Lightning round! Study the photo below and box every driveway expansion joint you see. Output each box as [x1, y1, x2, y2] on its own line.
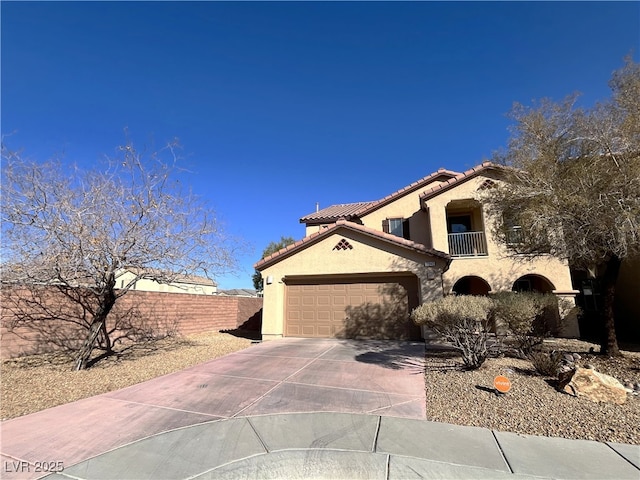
[492, 429, 515, 474]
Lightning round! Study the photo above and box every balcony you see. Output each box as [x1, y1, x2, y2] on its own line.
[448, 231, 488, 257]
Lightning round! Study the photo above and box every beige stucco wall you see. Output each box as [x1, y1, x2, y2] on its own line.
[304, 176, 451, 245]
[358, 177, 452, 249]
[360, 194, 431, 247]
[292, 169, 580, 338]
[424, 174, 579, 336]
[305, 224, 330, 236]
[423, 174, 575, 291]
[259, 228, 448, 340]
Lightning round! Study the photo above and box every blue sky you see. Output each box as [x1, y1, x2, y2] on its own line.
[2, 1, 638, 289]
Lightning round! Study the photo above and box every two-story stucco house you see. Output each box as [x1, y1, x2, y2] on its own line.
[255, 162, 579, 341]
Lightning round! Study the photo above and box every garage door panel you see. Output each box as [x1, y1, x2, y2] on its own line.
[333, 311, 346, 321]
[285, 279, 419, 340]
[302, 325, 316, 335]
[317, 296, 330, 306]
[288, 296, 300, 307]
[302, 310, 316, 321]
[287, 324, 301, 336]
[317, 325, 332, 336]
[333, 295, 347, 306]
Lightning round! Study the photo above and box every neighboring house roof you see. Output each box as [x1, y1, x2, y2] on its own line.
[255, 219, 450, 271]
[218, 288, 258, 297]
[419, 161, 504, 202]
[118, 267, 217, 286]
[299, 168, 460, 224]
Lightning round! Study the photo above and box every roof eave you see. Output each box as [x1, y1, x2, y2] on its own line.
[255, 220, 450, 271]
[419, 162, 504, 203]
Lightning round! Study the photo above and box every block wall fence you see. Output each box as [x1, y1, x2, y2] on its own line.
[0, 287, 262, 359]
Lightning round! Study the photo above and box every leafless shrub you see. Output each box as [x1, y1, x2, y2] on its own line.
[412, 295, 493, 370]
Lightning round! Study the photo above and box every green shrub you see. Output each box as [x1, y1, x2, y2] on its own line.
[489, 291, 560, 357]
[412, 295, 493, 370]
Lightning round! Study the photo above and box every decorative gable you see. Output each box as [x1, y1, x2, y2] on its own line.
[333, 238, 353, 251]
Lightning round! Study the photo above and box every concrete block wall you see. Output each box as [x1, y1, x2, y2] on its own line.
[0, 287, 262, 359]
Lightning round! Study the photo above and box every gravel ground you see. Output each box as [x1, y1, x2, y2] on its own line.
[0, 331, 253, 420]
[425, 338, 640, 444]
[2, 334, 639, 445]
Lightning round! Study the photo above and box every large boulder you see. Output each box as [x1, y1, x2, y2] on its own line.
[558, 367, 630, 405]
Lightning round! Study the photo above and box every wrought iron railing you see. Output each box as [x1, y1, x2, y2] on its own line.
[448, 231, 488, 257]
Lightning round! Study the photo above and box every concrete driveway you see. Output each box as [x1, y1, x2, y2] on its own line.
[0, 338, 427, 479]
[3, 338, 639, 480]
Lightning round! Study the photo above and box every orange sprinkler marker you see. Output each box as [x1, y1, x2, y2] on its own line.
[494, 375, 511, 394]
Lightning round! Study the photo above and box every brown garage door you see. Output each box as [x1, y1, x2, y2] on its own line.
[285, 278, 420, 340]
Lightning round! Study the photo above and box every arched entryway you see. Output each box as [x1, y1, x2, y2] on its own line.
[452, 276, 491, 295]
[512, 274, 555, 293]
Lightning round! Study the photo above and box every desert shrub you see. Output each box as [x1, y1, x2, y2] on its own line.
[489, 291, 560, 357]
[529, 350, 563, 377]
[412, 295, 493, 370]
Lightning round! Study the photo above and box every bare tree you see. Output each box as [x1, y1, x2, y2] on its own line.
[483, 58, 640, 356]
[1, 140, 240, 369]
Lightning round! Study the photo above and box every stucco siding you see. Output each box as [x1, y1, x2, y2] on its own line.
[259, 229, 447, 339]
[443, 255, 574, 294]
[116, 271, 217, 295]
[424, 173, 575, 294]
[360, 190, 430, 246]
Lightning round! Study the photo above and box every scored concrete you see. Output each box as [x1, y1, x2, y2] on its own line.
[1, 338, 638, 480]
[40, 413, 640, 480]
[0, 339, 426, 479]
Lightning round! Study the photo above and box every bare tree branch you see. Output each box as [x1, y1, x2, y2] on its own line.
[482, 58, 640, 356]
[1, 139, 243, 369]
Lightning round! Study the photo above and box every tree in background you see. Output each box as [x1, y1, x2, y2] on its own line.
[483, 58, 640, 356]
[1, 140, 240, 369]
[252, 236, 296, 290]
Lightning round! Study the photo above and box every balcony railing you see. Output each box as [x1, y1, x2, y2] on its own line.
[448, 231, 488, 257]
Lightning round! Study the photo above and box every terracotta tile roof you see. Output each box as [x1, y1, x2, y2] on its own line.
[299, 168, 460, 224]
[352, 168, 460, 218]
[419, 161, 503, 202]
[300, 202, 373, 223]
[254, 219, 450, 270]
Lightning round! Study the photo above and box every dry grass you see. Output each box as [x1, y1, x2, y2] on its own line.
[1, 331, 253, 420]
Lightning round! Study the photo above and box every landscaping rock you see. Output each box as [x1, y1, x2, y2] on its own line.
[558, 367, 629, 405]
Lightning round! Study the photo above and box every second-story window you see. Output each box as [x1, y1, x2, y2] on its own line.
[502, 212, 524, 245]
[383, 218, 411, 240]
[389, 218, 403, 236]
